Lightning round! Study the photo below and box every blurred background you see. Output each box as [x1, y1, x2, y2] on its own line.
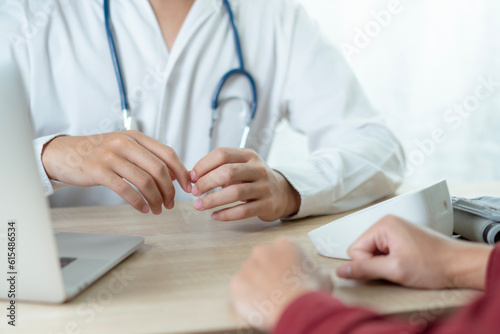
[267, 0, 500, 188]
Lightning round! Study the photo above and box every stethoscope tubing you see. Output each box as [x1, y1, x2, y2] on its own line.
[104, 0, 258, 146]
[104, 0, 130, 129]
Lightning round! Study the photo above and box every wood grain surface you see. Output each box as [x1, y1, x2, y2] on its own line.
[2, 182, 498, 334]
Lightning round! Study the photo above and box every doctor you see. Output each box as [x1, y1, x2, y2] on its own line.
[3, 0, 405, 221]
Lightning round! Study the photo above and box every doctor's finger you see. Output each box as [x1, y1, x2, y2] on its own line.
[111, 161, 164, 215]
[100, 172, 149, 214]
[193, 163, 258, 196]
[126, 131, 191, 193]
[211, 201, 262, 221]
[190, 147, 254, 182]
[121, 140, 176, 208]
[194, 184, 256, 211]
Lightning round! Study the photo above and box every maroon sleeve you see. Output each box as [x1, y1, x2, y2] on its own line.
[274, 245, 500, 334]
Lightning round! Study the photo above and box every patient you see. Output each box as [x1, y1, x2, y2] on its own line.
[231, 215, 497, 333]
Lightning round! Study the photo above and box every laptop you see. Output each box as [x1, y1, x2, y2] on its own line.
[0, 50, 144, 303]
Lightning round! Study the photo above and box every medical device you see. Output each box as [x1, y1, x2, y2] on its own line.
[453, 196, 500, 245]
[103, 0, 257, 149]
[308, 180, 454, 260]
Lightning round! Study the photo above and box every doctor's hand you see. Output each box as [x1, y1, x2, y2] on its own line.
[41, 131, 191, 215]
[231, 238, 333, 332]
[336, 215, 492, 290]
[189, 148, 301, 222]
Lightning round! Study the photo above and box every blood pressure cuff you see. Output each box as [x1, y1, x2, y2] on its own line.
[452, 196, 500, 245]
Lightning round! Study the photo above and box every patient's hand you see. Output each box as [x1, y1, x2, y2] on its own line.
[41, 131, 191, 215]
[230, 238, 333, 332]
[336, 215, 493, 290]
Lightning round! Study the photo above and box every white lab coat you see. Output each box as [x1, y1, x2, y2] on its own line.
[1, 0, 405, 219]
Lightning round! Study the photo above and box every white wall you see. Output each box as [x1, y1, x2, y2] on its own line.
[268, 0, 500, 187]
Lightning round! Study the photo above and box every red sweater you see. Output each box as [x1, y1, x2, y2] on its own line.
[275, 245, 500, 334]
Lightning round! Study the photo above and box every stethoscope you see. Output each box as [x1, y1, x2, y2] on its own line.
[103, 0, 258, 149]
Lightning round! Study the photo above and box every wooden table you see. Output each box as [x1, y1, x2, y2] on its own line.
[2, 182, 499, 334]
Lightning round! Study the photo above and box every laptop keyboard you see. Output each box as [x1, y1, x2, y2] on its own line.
[59, 257, 77, 268]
